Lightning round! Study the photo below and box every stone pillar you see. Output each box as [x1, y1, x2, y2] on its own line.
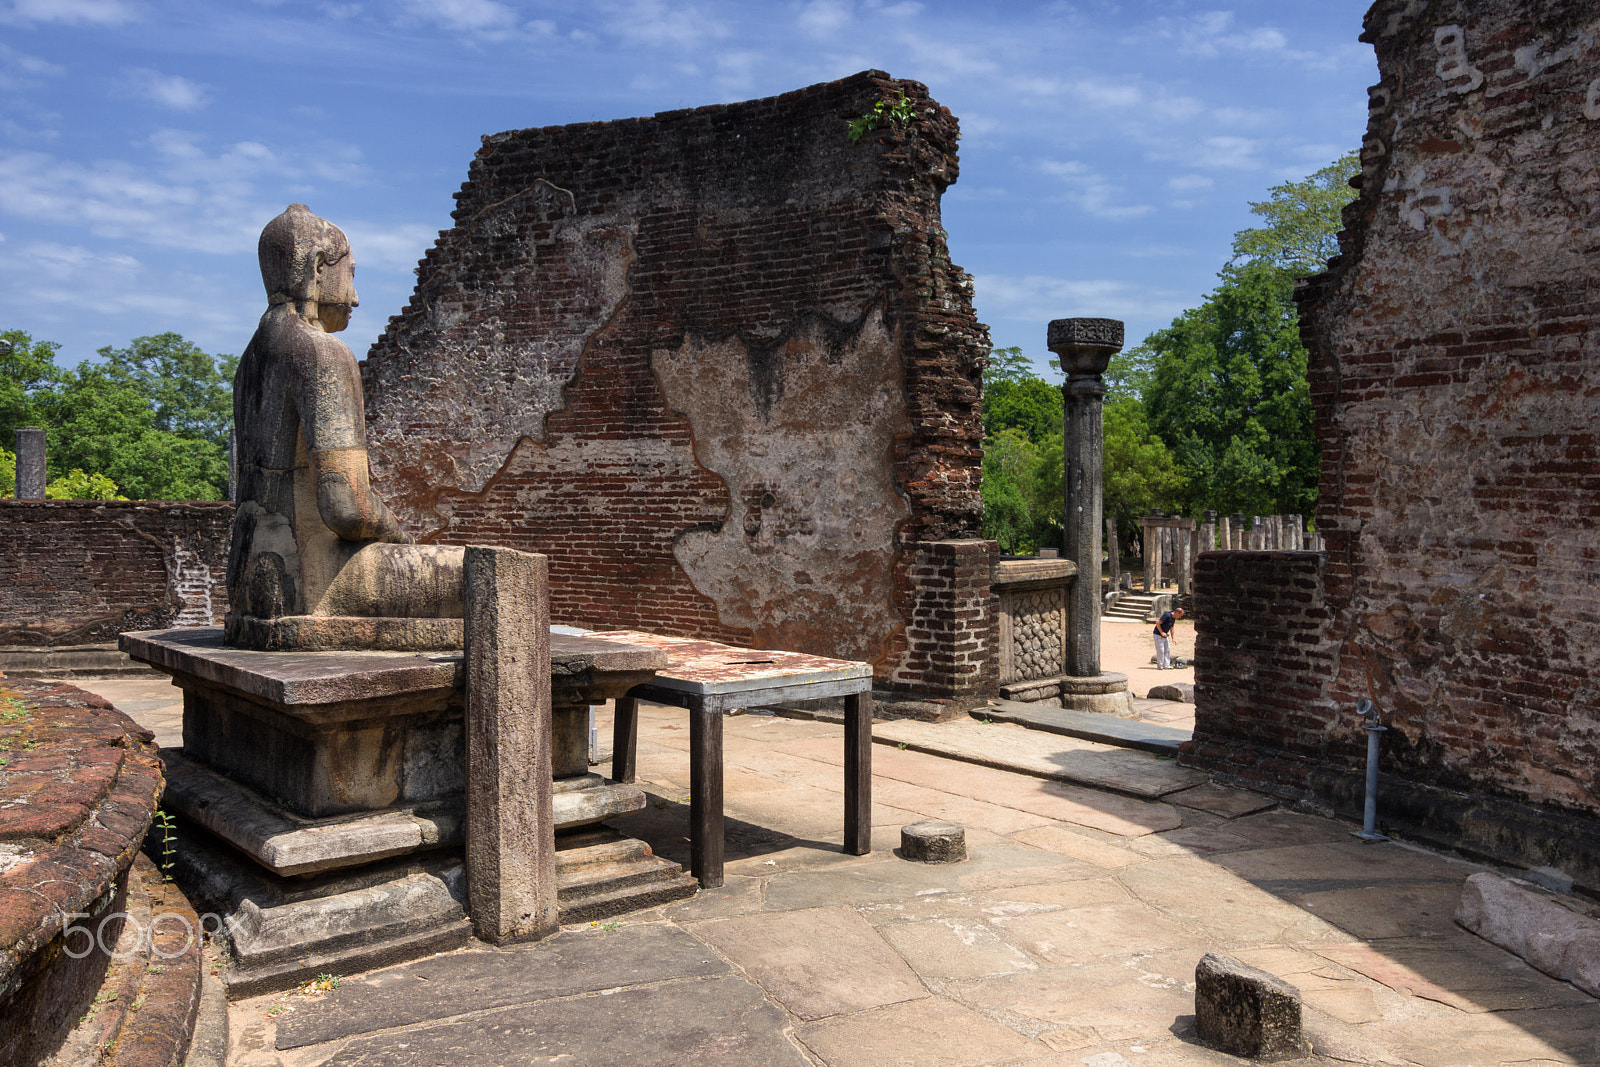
[1230, 514, 1246, 550]
[1202, 511, 1217, 553]
[463, 546, 558, 944]
[1140, 513, 1156, 593]
[1105, 517, 1120, 587]
[1049, 316, 1122, 679]
[1177, 526, 1191, 596]
[228, 428, 238, 503]
[1216, 513, 1229, 552]
[14, 428, 46, 500]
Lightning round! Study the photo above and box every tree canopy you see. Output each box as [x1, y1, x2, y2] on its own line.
[0, 330, 235, 501]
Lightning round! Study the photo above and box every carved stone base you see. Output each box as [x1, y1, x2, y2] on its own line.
[159, 751, 647, 877]
[225, 612, 465, 652]
[1049, 672, 1135, 717]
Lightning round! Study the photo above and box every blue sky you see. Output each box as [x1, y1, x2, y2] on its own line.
[0, 0, 1375, 377]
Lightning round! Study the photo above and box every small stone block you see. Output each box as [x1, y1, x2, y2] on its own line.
[1194, 952, 1308, 1061]
[900, 820, 966, 864]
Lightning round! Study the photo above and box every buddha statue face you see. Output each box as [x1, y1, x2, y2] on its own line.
[312, 247, 359, 333]
[259, 202, 359, 332]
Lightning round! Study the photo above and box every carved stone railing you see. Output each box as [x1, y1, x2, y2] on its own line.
[991, 557, 1077, 703]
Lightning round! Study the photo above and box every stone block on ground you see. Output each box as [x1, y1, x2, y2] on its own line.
[900, 820, 967, 863]
[1148, 682, 1195, 702]
[1194, 951, 1308, 1061]
[1455, 871, 1600, 997]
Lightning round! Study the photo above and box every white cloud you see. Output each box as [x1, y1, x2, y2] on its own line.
[0, 130, 370, 261]
[0, 0, 138, 24]
[973, 272, 1186, 328]
[1167, 174, 1212, 192]
[602, 0, 730, 48]
[796, 0, 850, 38]
[126, 69, 210, 111]
[400, 0, 517, 33]
[338, 221, 441, 275]
[1040, 159, 1154, 221]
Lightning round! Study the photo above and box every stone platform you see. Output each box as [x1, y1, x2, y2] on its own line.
[120, 627, 697, 994]
[0, 677, 202, 1066]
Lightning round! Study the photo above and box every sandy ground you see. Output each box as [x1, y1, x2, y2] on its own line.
[1099, 614, 1195, 699]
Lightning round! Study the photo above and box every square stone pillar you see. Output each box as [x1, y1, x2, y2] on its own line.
[14, 428, 45, 500]
[463, 545, 557, 944]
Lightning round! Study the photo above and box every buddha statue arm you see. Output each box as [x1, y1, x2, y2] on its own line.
[310, 446, 415, 544]
[295, 332, 415, 545]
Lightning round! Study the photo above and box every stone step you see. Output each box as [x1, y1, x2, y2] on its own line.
[555, 827, 698, 923]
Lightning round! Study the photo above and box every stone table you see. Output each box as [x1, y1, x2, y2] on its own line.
[587, 630, 874, 889]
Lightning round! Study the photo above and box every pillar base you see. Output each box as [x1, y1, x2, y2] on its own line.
[1054, 672, 1135, 718]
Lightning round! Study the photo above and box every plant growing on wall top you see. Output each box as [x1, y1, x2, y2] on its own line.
[847, 90, 917, 142]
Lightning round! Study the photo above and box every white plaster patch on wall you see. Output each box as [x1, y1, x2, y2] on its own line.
[1391, 166, 1455, 232]
[1434, 25, 1484, 95]
[1513, 32, 1592, 81]
[168, 538, 215, 627]
[655, 307, 912, 662]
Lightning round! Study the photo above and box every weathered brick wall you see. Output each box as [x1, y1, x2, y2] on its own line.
[1188, 551, 1342, 787]
[1188, 0, 1600, 882]
[363, 71, 992, 696]
[0, 502, 233, 646]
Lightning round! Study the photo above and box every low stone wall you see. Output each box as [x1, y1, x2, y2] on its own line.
[0, 501, 234, 647]
[0, 677, 198, 1066]
[991, 556, 1075, 703]
[1185, 550, 1600, 893]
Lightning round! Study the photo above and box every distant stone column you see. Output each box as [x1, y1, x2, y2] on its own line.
[463, 546, 557, 944]
[1230, 514, 1246, 550]
[1176, 526, 1191, 596]
[14, 428, 46, 500]
[1049, 316, 1122, 678]
[1105, 517, 1120, 587]
[1202, 510, 1218, 554]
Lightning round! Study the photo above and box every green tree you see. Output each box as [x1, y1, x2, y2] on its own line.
[1, 330, 236, 500]
[1229, 151, 1360, 277]
[1103, 398, 1185, 533]
[1142, 259, 1317, 516]
[980, 427, 1043, 555]
[0, 331, 64, 446]
[1137, 153, 1357, 520]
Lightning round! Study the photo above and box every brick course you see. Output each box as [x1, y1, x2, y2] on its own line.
[1187, 0, 1600, 886]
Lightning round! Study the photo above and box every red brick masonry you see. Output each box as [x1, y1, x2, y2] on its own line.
[0, 677, 196, 1065]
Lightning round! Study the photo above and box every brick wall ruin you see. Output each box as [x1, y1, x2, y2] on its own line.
[1187, 0, 1600, 886]
[363, 71, 993, 699]
[0, 501, 233, 646]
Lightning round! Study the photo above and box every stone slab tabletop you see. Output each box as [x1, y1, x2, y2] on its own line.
[581, 629, 872, 697]
[120, 627, 667, 706]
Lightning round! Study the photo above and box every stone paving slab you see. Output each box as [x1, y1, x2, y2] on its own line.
[318, 975, 806, 1067]
[795, 996, 1041, 1067]
[1315, 937, 1597, 1013]
[273, 923, 728, 1048]
[777, 738, 1184, 837]
[687, 905, 927, 1020]
[871, 717, 1208, 799]
[980, 698, 1192, 754]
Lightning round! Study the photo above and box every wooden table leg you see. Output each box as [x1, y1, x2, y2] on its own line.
[844, 690, 872, 856]
[612, 692, 639, 783]
[689, 697, 725, 888]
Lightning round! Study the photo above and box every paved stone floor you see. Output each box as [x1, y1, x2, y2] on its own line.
[64, 655, 1600, 1067]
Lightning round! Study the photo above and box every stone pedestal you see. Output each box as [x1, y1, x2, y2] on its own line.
[992, 557, 1084, 704]
[122, 627, 694, 994]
